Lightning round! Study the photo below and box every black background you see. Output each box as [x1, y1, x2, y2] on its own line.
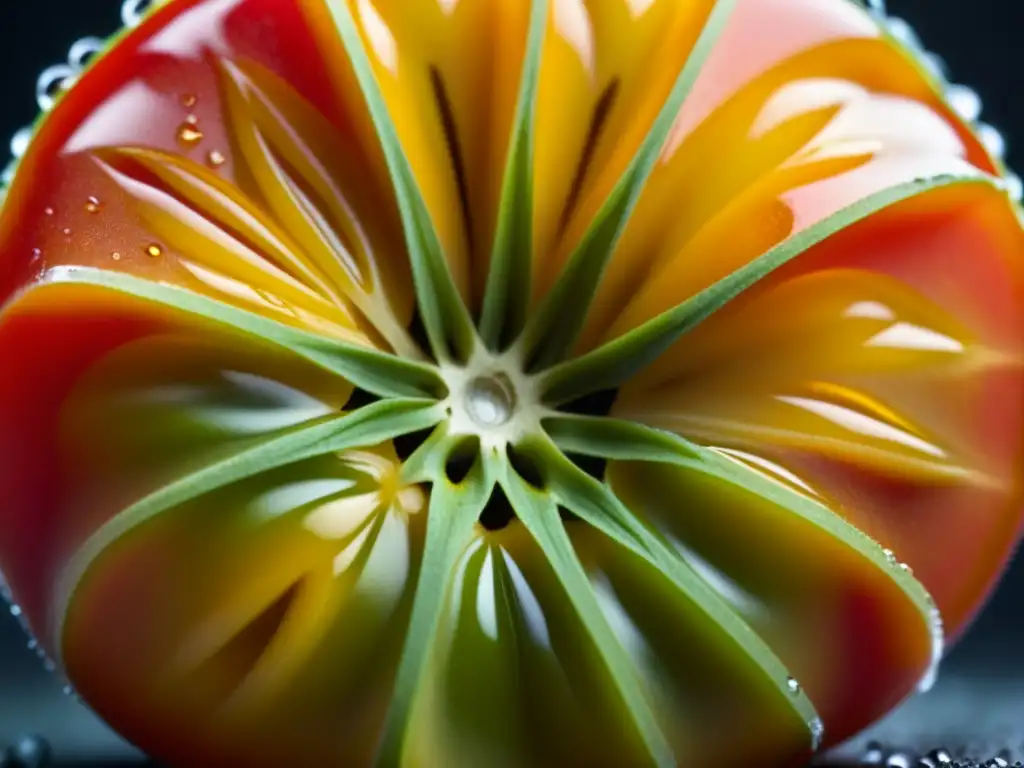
[0, 1, 1022, 766]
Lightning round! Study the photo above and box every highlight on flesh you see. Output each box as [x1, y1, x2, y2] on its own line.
[0, 1, 1021, 766]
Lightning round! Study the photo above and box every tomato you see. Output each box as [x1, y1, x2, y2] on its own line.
[0, 1, 1021, 766]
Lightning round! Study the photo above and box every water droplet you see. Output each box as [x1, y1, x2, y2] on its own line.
[36, 63, 77, 112]
[882, 548, 898, 566]
[146, 243, 163, 257]
[465, 374, 516, 428]
[917, 602, 944, 693]
[863, 741, 885, 764]
[177, 122, 204, 147]
[30, 248, 42, 263]
[206, 149, 226, 168]
[10, 734, 51, 768]
[920, 52, 947, 81]
[866, 0, 886, 14]
[182, 93, 198, 108]
[899, 562, 914, 575]
[1, 161, 16, 188]
[44, 207, 54, 216]
[26, 639, 37, 651]
[886, 753, 912, 768]
[62, 684, 74, 697]
[917, 757, 937, 768]
[809, 717, 824, 752]
[926, 749, 952, 765]
[84, 196, 102, 214]
[786, 676, 800, 694]
[978, 124, 1007, 159]
[61, 228, 72, 237]
[185, 113, 199, 126]
[9, 604, 21, 617]
[122, 0, 155, 27]
[10, 127, 32, 159]
[111, 251, 122, 261]
[946, 84, 982, 123]
[1004, 173, 1023, 203]
[886, 17, 921, 49]
[68, 37, 106, 71]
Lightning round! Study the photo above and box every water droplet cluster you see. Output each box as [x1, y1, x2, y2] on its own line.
[859, 740, 1024, 768]
[1, 1, 172, 198]
[873, 6, 1020, 203]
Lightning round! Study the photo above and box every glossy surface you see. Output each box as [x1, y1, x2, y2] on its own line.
[0, 1, 1021, 766]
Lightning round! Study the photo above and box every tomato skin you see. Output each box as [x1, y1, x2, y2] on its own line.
[0, 1, 1021, 766]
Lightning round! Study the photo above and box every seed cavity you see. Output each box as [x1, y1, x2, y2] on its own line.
[445, 435, 480, 485]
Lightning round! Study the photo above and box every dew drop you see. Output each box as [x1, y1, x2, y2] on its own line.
[44, 207, 54, 216]
[1004, 173, 1023, 203]
[946, 84, 982, 123]
[978, 123, 1007, 159]
[122, 0, 155, 27]
[9, 604, 21, 617]
[177, 122, 204, 147]
[863, 741, 885, 764]
[786, 676, 800, 694]
[10, 734, 51, 768]
[886, 17, 921, 49]
[62, 227, 72, 237]
[206, 149, 226, 168]
[809, 717, 824, 752]
[917, 757, 937, 768]
[10, 127, 32, 159]
[84, 196, 102, 214]
[899, 562, 914, 575]
[36, 64, 77, 112]
[181, 93, 198, 108]
[68, 37, 106, 71]
[886, 753, 912, 768]
[920, 52, 947, 81]
[146, 243, 163, 257]
[917, 603, 944, 694]
[111, 251, 122, 261]
[465, 374, 516, 428]
[882, 548, 898, 566]
[926, 748, 952, 765]
[1, 161, 15, 188]
[30, 248, 42, 263]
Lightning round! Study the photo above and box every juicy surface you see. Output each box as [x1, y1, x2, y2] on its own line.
[0, 1, 1021, 766]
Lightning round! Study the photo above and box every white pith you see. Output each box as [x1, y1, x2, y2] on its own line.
[441, 345, 548, 451]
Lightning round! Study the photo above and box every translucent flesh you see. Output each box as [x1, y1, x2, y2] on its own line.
[0, 0, 1020, 766]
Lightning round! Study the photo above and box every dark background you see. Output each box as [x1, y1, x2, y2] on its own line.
[0, 1, 1022, 765]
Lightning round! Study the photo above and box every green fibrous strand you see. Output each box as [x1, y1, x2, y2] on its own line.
[40, 0, 1004, 764]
